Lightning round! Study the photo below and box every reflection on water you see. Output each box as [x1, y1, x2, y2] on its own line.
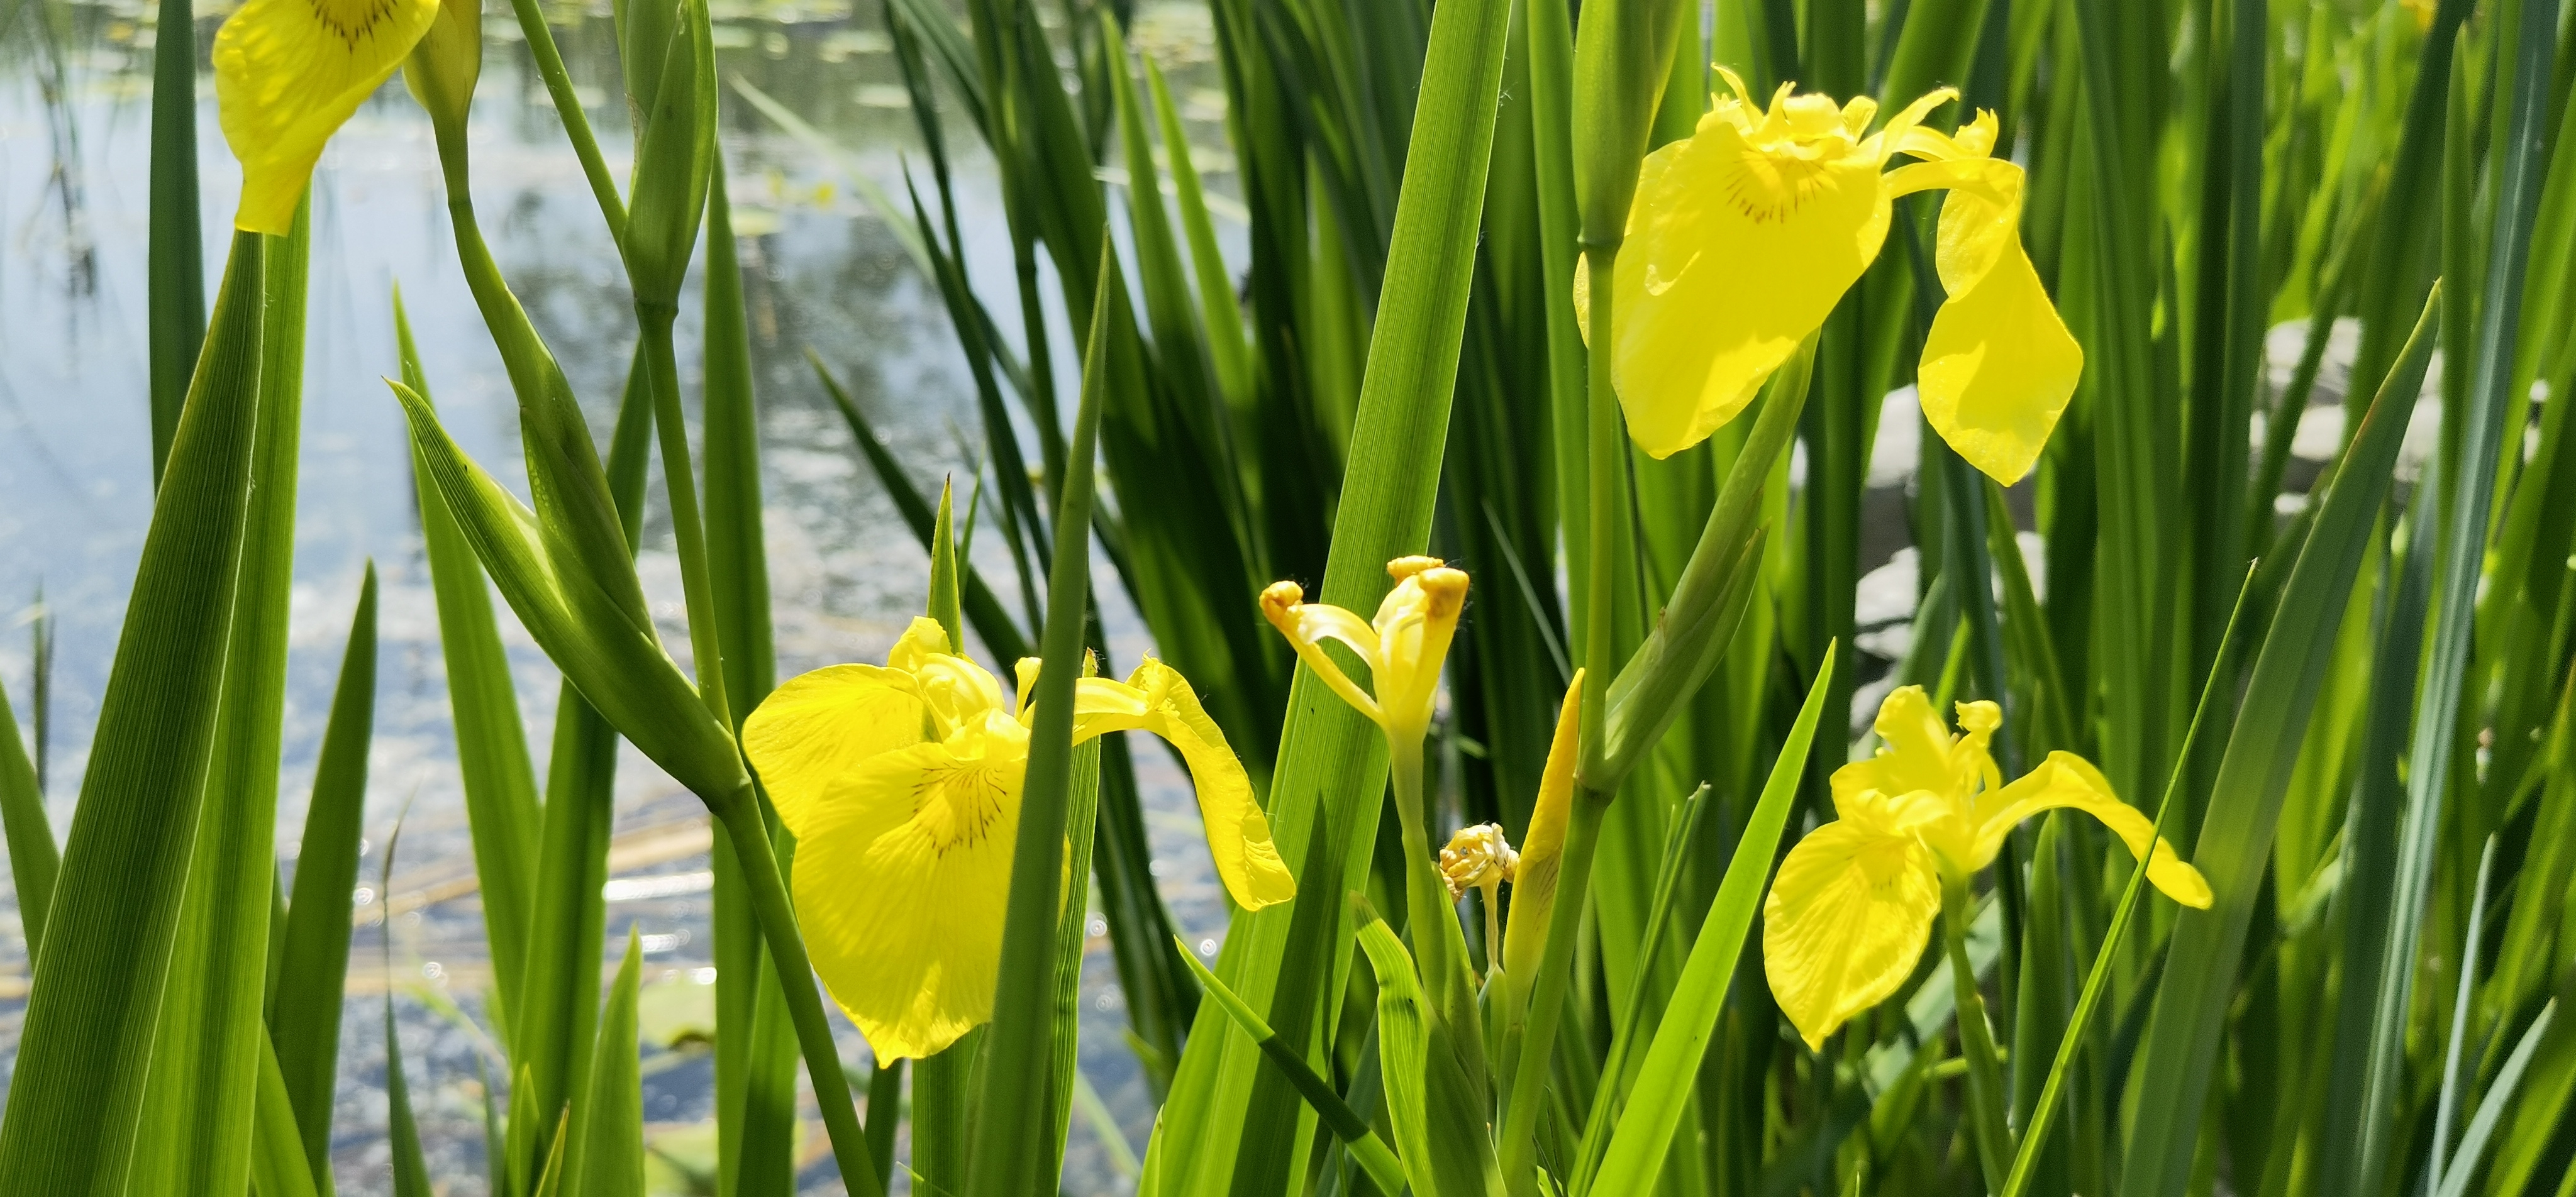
[0, 1, 1233, 1191]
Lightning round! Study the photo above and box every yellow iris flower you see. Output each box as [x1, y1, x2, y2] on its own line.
[1601, 70, 2080, 484]
[1763, 687, 2211, 1050]
[1258, 556, 1468, 747]
[741, 617, 1294, 1059]
[213, 0, 441, 233]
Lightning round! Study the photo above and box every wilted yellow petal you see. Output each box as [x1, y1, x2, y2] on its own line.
[741, 664, 926, 841]
[1762, 819, 1943, 1050]
[213, 0, 440, 233]
[1438, 823, 1518, 899]
[1073, 659, 1296, 910]
[795, 731, 1024, 1061]
[1502, 672, 1582, 983]
[1612, 104, 1892, 458]
[1970, 753, 2212, 908]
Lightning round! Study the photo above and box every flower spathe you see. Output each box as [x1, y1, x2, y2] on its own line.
[741, 617, 1293, 1059]
[1259, 556, 1468, 746]
[1602, 71, 2080, 484]
[1762, 687, 2211, 1050]
[214, 0, 440, 233]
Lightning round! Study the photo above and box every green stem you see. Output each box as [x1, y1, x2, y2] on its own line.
[1388, 733, 1458, 1003]
[1945, 871, 2014, 1192]
[1575, 241, 1622, 783]
[711, 788, 884, 1197]
[504, 0, 628, 239]
[636, 309, 734, 733]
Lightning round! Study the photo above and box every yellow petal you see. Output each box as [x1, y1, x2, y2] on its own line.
[1077, 660, 1297, 910]
[1261, 581, 1384, 722]
[213, 0, 439, 233]
[1371, 562, 1468, 737]
[1832, 685, 1962, 815]
[1970, 753, 2212, 908]
[794, 734, 1023, 1061]
[1913, 158, 2080, 485]
[1613, 115, 1890, 458]
[741, 665, 926, 841]
[1763, 819, 1943, 1050]
[1503, 673, 1583, 983]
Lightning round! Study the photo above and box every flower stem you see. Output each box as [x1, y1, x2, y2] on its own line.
[502, 0, 627, 239]
[1944, 871, 2014, 1192]
[1389, 734, 1466, 1017]
[710, 786, 886, 1197]
[636, 308, 735, 735]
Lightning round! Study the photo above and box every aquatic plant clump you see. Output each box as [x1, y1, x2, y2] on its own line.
[0, 0, 2570, 1193]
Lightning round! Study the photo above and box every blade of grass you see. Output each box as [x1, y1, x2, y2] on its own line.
[2436, 1001, 2560, 1197]
[135, 203, 311, 1197]
[0, 229, 263, 1194]
[1145, 0, 1513, 1181]
[271, 563, 380, 1181]
[2351, 2, 2561, 1187]
[2428, 836, 2501, 1194]
[704, 157, 802, 1197]
[0, 653, 55, 952]
[1043, 727, 1106, 1180]
[2001, 559, 2260, 1196]
[564, 930, 646, 1197]
[383, 806, 435, 1197]
[2119, 286, 2443, 1197]
[1354, 907, 1434, 1196]
[1586, 643, 1835, 1196]
[247, 1034, 321, 1197]
[145, 0, 202, 485]
[809, 353, 1032, 666]
[395, 284, 545, 1021]
[513, 353, 650, 1189]
[965, 241, 1115, 1197]
[1174, 936, 1409, 1193]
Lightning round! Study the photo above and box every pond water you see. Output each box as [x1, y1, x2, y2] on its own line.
[0, 1, 1235, 1191]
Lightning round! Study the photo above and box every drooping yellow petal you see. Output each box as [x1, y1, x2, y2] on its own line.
[1503, 672, 1583, 983]
[1763, 819, 1944, 1050]
[1612, 102, 1894, 458]
[1072, 659, 1296, 910]
[213, 0, 440, 233]
[794, 725, 1026, 1060]
[741, 664, 926, 840]
[1970, 753, 2212, 908]
[1261, 580, 1384, 722]
[1909, 157, 2081, 485]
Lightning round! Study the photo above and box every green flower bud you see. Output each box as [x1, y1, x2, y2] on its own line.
[402, 0, 482, 141]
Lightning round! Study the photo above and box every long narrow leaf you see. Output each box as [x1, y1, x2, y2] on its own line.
[272, 562, 380, 1181]
[0, 230, 265, 1194]
[1587, 642, 1833, 1194]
